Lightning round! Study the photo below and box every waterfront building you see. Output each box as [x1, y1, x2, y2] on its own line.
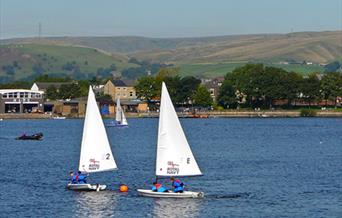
[103, 79, 137, 101]
[0, 88, 44, 113]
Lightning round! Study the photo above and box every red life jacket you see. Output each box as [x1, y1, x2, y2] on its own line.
[155, 183, 162, 189]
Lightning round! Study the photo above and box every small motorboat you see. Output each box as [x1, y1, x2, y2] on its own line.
[16, 132, 43, 140]
[52, 116, 66, 120]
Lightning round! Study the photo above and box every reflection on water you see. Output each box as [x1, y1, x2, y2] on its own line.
[152, 198, 202, 218]
[73, 191, 117, 217]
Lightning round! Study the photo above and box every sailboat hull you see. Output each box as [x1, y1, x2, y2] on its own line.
[106, 123, 128, 127]
[67, 183, 107, 191]
[137, 189, 204, 198]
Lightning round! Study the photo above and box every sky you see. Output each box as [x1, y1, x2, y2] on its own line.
[0, 0, 341, 39]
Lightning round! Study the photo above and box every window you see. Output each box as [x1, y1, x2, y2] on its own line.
[20, 92, 24, 98]
[129, 92, 133, 97]
[9, 93, 13, 98]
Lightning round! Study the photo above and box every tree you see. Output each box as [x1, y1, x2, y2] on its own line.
[177, 76, 201, 104]
[78, 80, 90, 97]
[320, 72, 342, 106]
[135, 76, 158, 102]
[58, 83, 81, 99]
[32, 64, 44, 74]
[34, 74, 72, 82]
[299, 74, 321, 107]
[193, 85, 213, 107]
[218, 79, 237, 108]
[46, 86, 58, 100]
[2, 65, 15, 75]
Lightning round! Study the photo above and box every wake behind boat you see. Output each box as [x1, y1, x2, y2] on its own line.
[137, 82, 204, 198]
[67, 86, 118, 191]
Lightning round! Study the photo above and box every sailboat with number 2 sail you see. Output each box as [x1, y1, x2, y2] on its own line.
[67, 86, 117, 191]
[137, 82, 204, 198]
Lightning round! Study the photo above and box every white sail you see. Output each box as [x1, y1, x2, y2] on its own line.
[115, 98, 128, 125]
[79, 86, 117, 173]
[155, 82, 202, 177]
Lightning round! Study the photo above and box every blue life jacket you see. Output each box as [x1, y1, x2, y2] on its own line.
[172, 180, 184, 192]
[152, 183, 167, 192]
[71, 175, 78, 184]
[77, 174, 87, 184]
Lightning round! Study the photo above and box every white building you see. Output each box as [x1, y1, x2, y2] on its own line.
[0, 87, 44, 113]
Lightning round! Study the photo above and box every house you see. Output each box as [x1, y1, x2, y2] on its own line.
[103, 79, 137, 101]
[203, 76, 225, 102]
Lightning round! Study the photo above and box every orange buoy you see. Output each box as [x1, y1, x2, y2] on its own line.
[119, 184, 128, 192]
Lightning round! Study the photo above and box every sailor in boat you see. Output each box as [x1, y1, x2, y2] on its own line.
[70, 171, 87, 184]
[152, 181, 168, 193]
[170, 177, 184, 193]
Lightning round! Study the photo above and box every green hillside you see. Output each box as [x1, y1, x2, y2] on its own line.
[178, 62, 325, 78]
[0, 43, 137, 83]
[3, 31, 341, 64]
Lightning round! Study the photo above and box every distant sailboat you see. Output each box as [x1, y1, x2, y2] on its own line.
[67, 86, 117, 191]
[137, 82, 204, 198]
[107, 98, 128, 127]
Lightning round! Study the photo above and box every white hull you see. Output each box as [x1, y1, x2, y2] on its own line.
[137, 189, 204, 198]
[67, 183, 106, 191]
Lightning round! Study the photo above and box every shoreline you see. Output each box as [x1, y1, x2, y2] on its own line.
[1, 110, 342, 119]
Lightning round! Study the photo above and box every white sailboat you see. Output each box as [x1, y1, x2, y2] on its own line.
[67, 86, 117, 191]
[107, 98, 128, 127]
[137, 82, 204, 198]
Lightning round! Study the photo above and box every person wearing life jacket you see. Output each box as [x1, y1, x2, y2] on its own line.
[76, 171, 87, 184]
[71, 171, 78, 184]
[152, 181, 168, 192]
[170, 177, 184, 193]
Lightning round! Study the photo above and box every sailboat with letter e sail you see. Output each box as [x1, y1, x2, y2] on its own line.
[137, 82, 204, 198]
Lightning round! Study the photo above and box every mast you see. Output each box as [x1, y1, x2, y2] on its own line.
[155, 82, 202, 177]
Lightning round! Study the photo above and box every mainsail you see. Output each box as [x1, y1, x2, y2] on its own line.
[115, 98, 128, 125]
[79, 86, 117, 173]
[155, 82, 202, 177]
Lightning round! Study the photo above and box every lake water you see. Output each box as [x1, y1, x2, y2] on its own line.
[0, 118, 341, 217]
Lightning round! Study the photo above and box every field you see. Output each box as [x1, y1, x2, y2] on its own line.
[178, 62, 325, 78]
[0, 44, 137, 81]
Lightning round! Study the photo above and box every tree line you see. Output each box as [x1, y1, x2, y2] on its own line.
[135, 68, 213, 107]
[217, 64, 342, 109]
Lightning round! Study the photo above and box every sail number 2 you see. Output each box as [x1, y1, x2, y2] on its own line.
[105, 153, 110, 160]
